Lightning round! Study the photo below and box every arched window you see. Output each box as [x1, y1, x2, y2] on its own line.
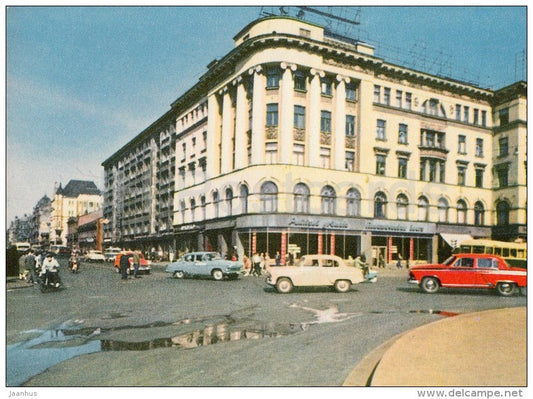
[240, 185, 249, 214]
[321, 185, 336, 215]
[200, 195, 206, 220]
[418, 196, 429, 221]
[346, 188, 361, 216]
[496, 201, 510, 225]
[294, 183, 310, 213]
[261, 181, 278, 213]
[438, 198, 449, 223]
[190, 198, 196, 222]
[396, 194, 408, 220]
[225, 188, 233, 216]
[374, 192, 387, 219]
[212, 191, 219, 218]
[474, 201, 485, 226]
[457, 200, 467, 224]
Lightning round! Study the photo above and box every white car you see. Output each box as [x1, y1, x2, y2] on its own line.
[85, 250, 106, 262]
[104, 247, 122, 262]
[266, 254, 367, 293]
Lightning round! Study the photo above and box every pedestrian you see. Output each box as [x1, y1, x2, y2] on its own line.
[397, 253, 403, 269]
[355, 254, 369, 277]
[132, 250, 141, 278]
[18, 251, 28, 280]
[243, 254, 251, 275]
[119, 252, 130, 280]
[252, 253, 262, 276]
[264, 252, 271, 270]
[275, 251, 281, 266]
[24, 249, 37, 284]
[379, 253, 385, 268]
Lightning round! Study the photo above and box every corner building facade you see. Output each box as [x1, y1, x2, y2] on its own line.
[102, 16, 526, 264]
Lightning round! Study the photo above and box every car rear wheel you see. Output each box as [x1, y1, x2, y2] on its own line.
[420, 277, 440, 294]
[334, 280, 351, 293]
[212, 269, 224, 281]
[496, 282, 517, 297]
[173, 270, 184, 279]
[276, 278, 293, 294]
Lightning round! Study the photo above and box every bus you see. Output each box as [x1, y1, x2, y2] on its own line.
[458, 239, 527, 269]
[50, 245, 71, 257]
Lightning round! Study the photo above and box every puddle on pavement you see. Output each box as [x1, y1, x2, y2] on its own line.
[7, 306, 458, 386]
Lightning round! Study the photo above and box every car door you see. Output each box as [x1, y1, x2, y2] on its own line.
[294, 256, 321, 286]
[475, 257, 499, 287]
[182, 254, 195, 275]
[448, 257, 476, 287]
[196, 254, 211, 276]
[321, 257, 342, 285]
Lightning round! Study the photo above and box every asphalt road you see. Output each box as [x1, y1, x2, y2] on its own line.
[6, 260, 526, 386]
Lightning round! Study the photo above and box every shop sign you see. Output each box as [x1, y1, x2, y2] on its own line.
[364, 221, 429, 233]
[288, 217, 349, 230]
[180, 224, 199, 231]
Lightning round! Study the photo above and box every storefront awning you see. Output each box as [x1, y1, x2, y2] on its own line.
[440, 233, 472, 248]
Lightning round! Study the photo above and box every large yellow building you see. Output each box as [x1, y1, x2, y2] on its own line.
[102, 16, 526, 264]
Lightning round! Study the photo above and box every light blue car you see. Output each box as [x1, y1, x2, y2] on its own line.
[166, 252, 243, 281]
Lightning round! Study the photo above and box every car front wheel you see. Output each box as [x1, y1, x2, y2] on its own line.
[334, 280, 351, 293]
[212, 269, 224, 281]
[420, 277, 440, 294]
[276, 278, 293, 294]
[496, 282, 517, 297]
[173, 270, 184, 279]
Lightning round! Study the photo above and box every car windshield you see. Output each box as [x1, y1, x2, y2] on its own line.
[442, 256, 457, 266]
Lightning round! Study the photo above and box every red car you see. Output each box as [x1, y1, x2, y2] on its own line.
[408, 253, 526, 296]
[114, 251, 151, 275]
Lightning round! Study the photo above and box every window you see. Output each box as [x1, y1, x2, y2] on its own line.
[225, 188, 233, 216]
[398, 123, 408, 144]
[321, 77, 332, 96]
[499, 108, 509, 126]
[294, 105, 305, 129]
[457, 165, 466, 186]
[201, 195, 206, 219]
[383, 87, 390, 105]
[499, 137, 508, 157]
[345, 151, 355, 171]
[463, 106, 469, 123]
[474, 201, 484, 226]
[266, 103, 279, 126]
[261, 181, 278, 212]
[346, 188, 361, 216]
[458, 135, 466, 154]
[321, 185, 336, 215]
[299, 28, 311, 37]
[396, 90, 403, 108]
[265, 142, 278, 164]
[293, 144, 305, 165]
[398, 158, 407, 178]
[321, 111, 331, 133]
[240, 185, 248, 214]
[481, 110, 487, 126]
[438, 198, 449, 223]
[374, 192, 387, 219]
[475, 168, 484, 188]
[294, 183, 310, 213]
[373, 85, 381, 103]
[346, 115, 356, 137]
[320, 147, 331, 169]
[376, 155, 386, 175]
[476, 138, 484, 157]
[473, 109, 479, 125]
[455, 104, 461, 121]
[496, 164, 509, 188]
[213, 191, 220, 218]
[346, 82, 356, 101]
[266, 67, 280, 88]
[294, 71, 307, 91]
[496, 201, 510, 225]
[405, 92, 412, 110]
[397, 194, 408, 220]
[376, 119, 386, 140]
[418, 196, 429, 221]
[457, 200, 467, 224]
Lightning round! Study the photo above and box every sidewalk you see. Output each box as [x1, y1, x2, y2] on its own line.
[344, 307, 526, 387]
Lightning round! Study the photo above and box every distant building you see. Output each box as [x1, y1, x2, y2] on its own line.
[102, 15, 526, 264]
[50, 180, 103, 245]
[7, 215, 31, 245]
[28, 195, 52, 249]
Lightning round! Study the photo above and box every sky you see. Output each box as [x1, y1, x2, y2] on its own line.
[4, 4, 527, 224]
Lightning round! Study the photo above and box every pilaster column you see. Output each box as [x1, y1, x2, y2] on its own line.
[220, 86, 234, 174]
[206, 93, 221, 178]
[309, 68, 324, 167]
[233, 76, 247, 169]
[280, 62, 297, 164]
[249, 66, 265, 165]
[334, 75, 350, 170]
